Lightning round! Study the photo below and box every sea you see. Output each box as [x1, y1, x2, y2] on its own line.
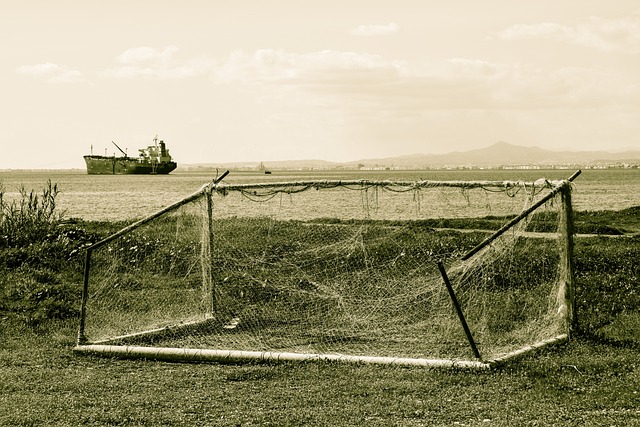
[1, 168, 639, 222]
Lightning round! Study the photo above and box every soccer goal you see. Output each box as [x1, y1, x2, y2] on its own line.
[74, 171, 580, 369]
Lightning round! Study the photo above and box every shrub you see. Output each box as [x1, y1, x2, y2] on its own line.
[0, 180, 63, 247]
[0, 181, 90, 326]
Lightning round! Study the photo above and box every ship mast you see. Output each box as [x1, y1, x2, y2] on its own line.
[151, 135, 159, 174]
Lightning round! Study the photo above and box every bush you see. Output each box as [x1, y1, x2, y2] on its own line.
[0, 180, 63, 247]
[0, 181, 91, 326]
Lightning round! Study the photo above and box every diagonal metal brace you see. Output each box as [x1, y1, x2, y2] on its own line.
[437, 262, 482, 360]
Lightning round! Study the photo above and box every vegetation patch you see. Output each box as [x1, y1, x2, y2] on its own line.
[0, 181, 96, 326]
[1, 181, 639, 424]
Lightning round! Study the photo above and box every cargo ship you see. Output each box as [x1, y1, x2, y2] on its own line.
[84, 136, 177, 175]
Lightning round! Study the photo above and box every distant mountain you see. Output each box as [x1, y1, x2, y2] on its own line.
[346, 142, 640, 168]
[181, 142, 640, 170]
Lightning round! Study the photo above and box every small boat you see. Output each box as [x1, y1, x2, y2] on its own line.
[84, 136, 177, 175]
[259, 161, 271, 174]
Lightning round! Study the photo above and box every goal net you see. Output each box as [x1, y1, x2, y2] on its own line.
[75, 174, 577, 368]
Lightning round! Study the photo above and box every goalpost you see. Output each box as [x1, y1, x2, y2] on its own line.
[74, 171, 579, 369]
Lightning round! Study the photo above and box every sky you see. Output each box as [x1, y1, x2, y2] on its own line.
[1, 0, 640, 169]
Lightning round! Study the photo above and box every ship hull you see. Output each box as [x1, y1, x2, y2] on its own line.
[83, 156, 177, 175]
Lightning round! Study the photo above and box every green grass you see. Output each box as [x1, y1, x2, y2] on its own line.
[1, 319, 639, 426]
[1, 182, 639, 425]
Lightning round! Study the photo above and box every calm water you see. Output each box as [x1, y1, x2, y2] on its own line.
[1, 169, 638, 221]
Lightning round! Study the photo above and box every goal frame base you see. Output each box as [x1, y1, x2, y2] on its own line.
[73, 333, 568, 370]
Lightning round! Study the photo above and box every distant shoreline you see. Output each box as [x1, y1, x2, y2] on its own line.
[2, 164, 639, 174]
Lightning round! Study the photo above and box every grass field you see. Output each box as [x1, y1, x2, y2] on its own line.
[1, 317, 639, 426]
[1, 183, 640, 426]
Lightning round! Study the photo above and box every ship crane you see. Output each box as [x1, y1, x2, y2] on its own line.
[111, 141, 128, 157]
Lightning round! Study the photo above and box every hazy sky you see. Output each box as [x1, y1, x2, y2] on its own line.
[2, 0, 639, 169]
